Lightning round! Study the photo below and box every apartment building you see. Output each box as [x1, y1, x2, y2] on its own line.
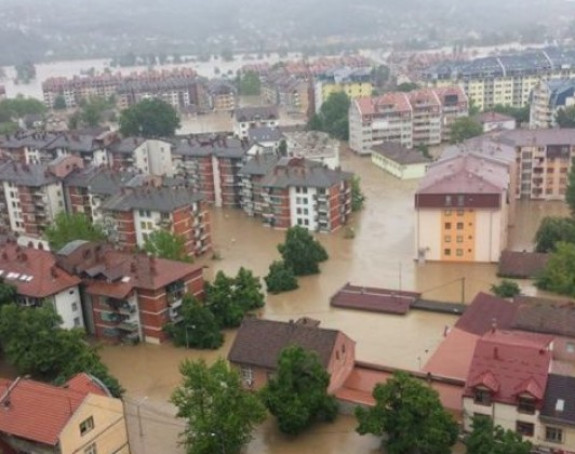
[463, 330, 553, 445]
[206, 80, 237, 111]
[108, 137, 174, 176]
[0, 240, 83, 329]
[234, 106, 279, 139]
[262, 74, 311, 116]
[414, 153, 511, 263]
[530, 78, 575, 129]
[240, 156, 353, 232]
[0, 85, 6, 101]
[0, 374, 130, 454]
[172, 135, 255, 207]
[101, 187, 210, 257]
[42, 75, 122, 109]
[283, 131, 340, 170]
[348, 86, 467, 154]
[421, 47, 575, 110]
[314, 67, 373, 113]
[55, 241, 204, 344]
[0, 156, 83, 236]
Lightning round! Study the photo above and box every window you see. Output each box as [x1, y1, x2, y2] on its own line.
[444, 236, 451, 243]
[72, 302, 78, 311]
[517, 397, 536, 414]
[296, 208, 302, 215]
[456, 209, 464, 216]
[545, 426, 563, 444]
[516, 421, 534, 437]
[240, 367, 253, 385]
[79, 416, 94, 435]
[567, 342, 575, 354]
[456, 236, 463, 243]
[444, 210, 452, 216]
[140, 221, 146, 229]
[457, 195, 465, 206]
[444, 222, 452, 230]
[303, 208, 308, 215]
[84, 443, 97, 454]
[456, 222, 464, 230]
[74, 317, 81, 327]
[444, 248, 451, 256]
[456, 249, 463, 256]
[445, 195, 452, 206]
[474, 389, 491, 406]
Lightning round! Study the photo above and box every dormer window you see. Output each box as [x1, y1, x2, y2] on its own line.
[474, 388, 492, 406]
[517, 396, 536, 414]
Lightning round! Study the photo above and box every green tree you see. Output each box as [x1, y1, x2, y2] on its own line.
[396, 82, 419, 92]
[278, 226, 329, 276]
[490, 280, 521, 298]
[205, 271, 244, 328]
[355, 371, 458, 454]
[53, 95, 67, 110]
[465, 416, 532, 454]
[239, 71, 261, 96]
[264, 260, 299, 294]
[534, 216, 575, 252]
[0, 278, 16, 306]
[79, 96, 113, 128]
[0, 304, 123, 396]
[0, 97, 46, 122]
[555, 105, 575, 128]
[171, 358, 266, 454]
[307, 113, 323, 131]
[143, 230, 192, 262]
[536, 242, 575, 297]
[321, 92, 350, 140]
[262, 345, 338, 435]
[566, 159, 575, 216]
[491, 104, 530, 124]
[119, 98, 180, 137]
[164, 295, 223, 349]
[351, 176, 365, 212]
[45, 213, 106, 251]
[278, 139, 287, 156]
[234, 267, 265, 312]
[450, 116, 483, 144]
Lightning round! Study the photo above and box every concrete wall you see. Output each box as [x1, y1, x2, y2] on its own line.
[54, 286, 84, 330]
[415, 209, 442, 261]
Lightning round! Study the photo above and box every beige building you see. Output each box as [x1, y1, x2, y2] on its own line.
[414, 153, 511, 263]
[0, 373, 130, 454]
[371, 142, 430, 180]
[530, 78, 575, 129]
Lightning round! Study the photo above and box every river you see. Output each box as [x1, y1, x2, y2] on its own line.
[97, 148, 566, 453]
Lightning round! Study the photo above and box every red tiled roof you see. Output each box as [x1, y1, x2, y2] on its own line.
[354, 92, 412, 116]
[463, 330, 552, 405]
[65, 373, 109, 397]
[455, 292, 518, 335]
[0, 374, 106, 446]
[0, 243, 80, 299]
[330, 283, 419, 315]
[423, 328, 480, 380]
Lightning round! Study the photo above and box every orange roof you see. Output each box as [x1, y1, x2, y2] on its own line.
[423, 328, 480, 380]
[0, 374, 107, 446]
[0, 243, 80, 298]
[355, 92, 412, 116]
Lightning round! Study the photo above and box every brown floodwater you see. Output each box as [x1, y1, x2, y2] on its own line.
[98, 149, 568, 453]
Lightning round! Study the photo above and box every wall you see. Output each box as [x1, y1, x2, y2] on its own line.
[59, 394, 130, 454]
[54, 286, 84, 330]
[146, 140, 174, 177]
[414, 209, 442, 261]
[327, 333, 356, 393]
[474, 206, 505, 263]
[289, 186, 318, 231]
[537, 422, 575, 452]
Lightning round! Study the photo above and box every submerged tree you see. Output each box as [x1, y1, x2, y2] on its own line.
[278, 226, 329, 275]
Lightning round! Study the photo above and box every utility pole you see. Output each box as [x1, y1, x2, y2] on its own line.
[461, 277, 465, 304]
[135, 395, 148, 454]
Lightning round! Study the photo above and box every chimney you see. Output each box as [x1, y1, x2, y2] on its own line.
[491, 318, 497, 334]
[493, 347, 499, 359]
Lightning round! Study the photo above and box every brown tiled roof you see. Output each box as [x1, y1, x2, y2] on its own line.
[330, 283, 419, 315]
[455, 292, 518, 335]
[372, 142, 431, 165]
[498, 250, 550, 279]
[228, 318, 340, 369]
[513, 296, 575, 338]
[0, 243, 80, 299]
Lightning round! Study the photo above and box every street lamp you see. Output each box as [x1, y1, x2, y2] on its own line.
[136, 396, 149, 437]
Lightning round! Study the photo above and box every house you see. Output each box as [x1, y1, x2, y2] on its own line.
[371, 142, 430, 180]
[283, 131, 340, 170]
[414, 154, 511, 262]
[234, 106, 279, 139]
[101, 187, 210, 257]
[497, 250, 550, 279]
[228, 317, 355, 393]
[55, 241, 204, 344]
[0, 373, 130, 454]
[0, 240, 83, 330]
[476, 112, 517, 132]
[462, 330, 553, 443]
[248, 126, 283, 153]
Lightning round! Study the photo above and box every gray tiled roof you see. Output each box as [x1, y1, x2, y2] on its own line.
[541, 374, 575, 425]
[102, 187, 202, 213]
[238, 153, 280, 176]
[0, 162, 59, 186]
[44, 134, 100, 153]
[372, 142, 431, 165]
[107, 137, 148, 154]
[234, 105, 278, 122]
[173, 136, 248, 158]
[247, 126, 283, 143]
[65, 167, 136, 195]
[260, 157, 352, 189]
[496, 128, 575, 147]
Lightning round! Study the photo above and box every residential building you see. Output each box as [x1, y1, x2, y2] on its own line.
[0, 156, 83, 236]
[421, 47, 575, 110]
[234, 106, 279, 139]
[0, 240, 83, 329]
[476, 111, 517, 132]
[349, 86, 468, 154]
[0, 85, 6, 101]
[371, 142, 430, 180]
[108, 137, 174, 176]
[530, 78, 575, 129]
[539, 374, 575, 451]
[55, 241, 204, 344]
[206, 80, 237, 111]
[101, 187, 210, 257]
[283, 131, 340, 170]
[265, 75, 311, 116]
[414, 153, 511, 262]
[314, 67, 373, 113]
[248, 126, 283, 153]
[240, 156, 353, 232]
[172, 135, 255, 207]
[462, 330, 553, 445]
[228, 317, 356, 392]
[0, 373, 130, 454]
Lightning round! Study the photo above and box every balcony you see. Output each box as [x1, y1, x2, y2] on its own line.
[117, 321, 139, 332]
[169, 305, 183, 323]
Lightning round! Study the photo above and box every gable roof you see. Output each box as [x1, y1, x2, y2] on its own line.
[455, 292, 518, 335]
[541, 374, 575, 426]
[0, 374, 107, 446]
[498, 250, 550, 279]
[228, 318, 341, 369]
[102, 187, 203, 213]
[463, 330, 553, 405]
[372, 142, 431, 165]
[235, 106, 279, 122]
[259, 157, 352, 189]
[513, 296, 575, 338]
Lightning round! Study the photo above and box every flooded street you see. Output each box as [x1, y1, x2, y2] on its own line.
[98, 149, 562, 453]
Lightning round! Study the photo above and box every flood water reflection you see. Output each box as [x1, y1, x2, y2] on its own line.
[102, 149, 566, 453]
